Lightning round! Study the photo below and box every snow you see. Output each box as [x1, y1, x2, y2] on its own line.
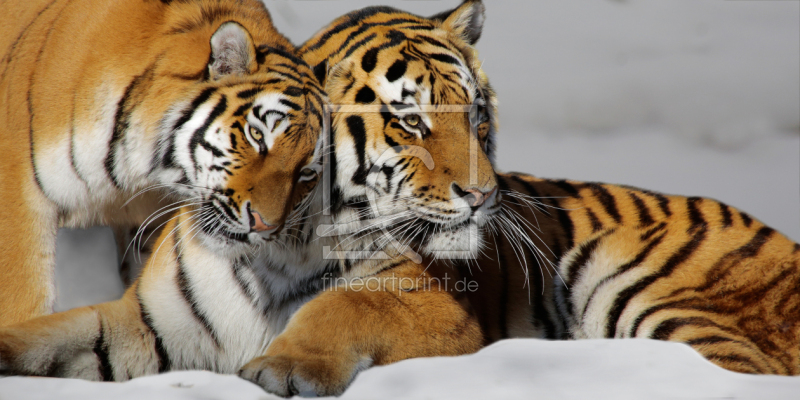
[3, 0, 799, 399]
[3, 339, 800, 399]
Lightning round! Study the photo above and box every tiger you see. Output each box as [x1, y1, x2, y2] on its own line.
[0, 0, 324, 325]
[228, 0, 800, 394]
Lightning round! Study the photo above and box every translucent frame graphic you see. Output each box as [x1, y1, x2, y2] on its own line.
[316, 104, 484, 263]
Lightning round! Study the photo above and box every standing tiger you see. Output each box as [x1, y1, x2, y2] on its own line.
[0, 0, 325, 325]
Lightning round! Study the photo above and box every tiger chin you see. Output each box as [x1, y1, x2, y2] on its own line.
[0, 0, 325, 325]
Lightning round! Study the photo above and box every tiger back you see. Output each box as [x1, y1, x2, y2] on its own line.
[0, 0, 325, 325]
[490, 175, 800, 375]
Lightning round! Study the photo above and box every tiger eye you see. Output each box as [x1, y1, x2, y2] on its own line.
[249, 125, 263, 141]
[404, 114, 421, 127]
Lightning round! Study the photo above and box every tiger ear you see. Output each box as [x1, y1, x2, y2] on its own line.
[208, 22, 258, 80]
[431, 0, 485, 45]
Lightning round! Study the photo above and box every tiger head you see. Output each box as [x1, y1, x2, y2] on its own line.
[155, 22, 325, 255]
[301, 0, 498, 261]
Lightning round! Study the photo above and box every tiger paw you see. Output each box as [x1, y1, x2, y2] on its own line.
[238, 354, 370, 398]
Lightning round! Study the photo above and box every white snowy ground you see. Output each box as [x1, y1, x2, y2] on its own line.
[2, 0, 799, 399]
[3, 339, 800, 400]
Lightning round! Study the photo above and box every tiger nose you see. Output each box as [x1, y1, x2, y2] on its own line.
[453, 184, 498, 208]
[250, 210, 278, 234]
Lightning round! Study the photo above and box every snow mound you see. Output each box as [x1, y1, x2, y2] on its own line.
[2, 339, 799, 400]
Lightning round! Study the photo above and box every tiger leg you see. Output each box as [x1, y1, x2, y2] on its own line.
[0, 286, 158, 380]
[0, 171, 59, 326]
[239, 262, 484, 397]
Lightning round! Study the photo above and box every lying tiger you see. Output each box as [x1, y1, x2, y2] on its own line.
[256, 0, 800, 391]
[1, 0, 798, 398]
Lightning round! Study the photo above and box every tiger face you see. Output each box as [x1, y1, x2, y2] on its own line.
[302, 1, 498, 260]
[156, 22, 325, 255]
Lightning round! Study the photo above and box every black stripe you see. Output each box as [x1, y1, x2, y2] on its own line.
[415, 35, 453, 52]
[236, 87, 260, 99]
[355, 86, 376, 104]
[383, 132, 400, 148]
[552, 180, 580, 197]
[737, 227, 775, 258]
[587, 209, 603, 233]
[327, 126, 343, 212]
[565, 236, 603, 287]
[189, 95, 228, 169]
[106, 62, 157, 188]
[138, 292, 171, 372]
[650, 316, 710, 341]
[232, 259, 257, 305]
[707, 354, 764, 373]
[93, 321, 114, 381]
[553, 199, 575, 257]
[336, 19, 421, 60]
[171, 88, 217, 132]
[629, 192, 655, 227]
[164, 87, 216, 168]
[605, 227, 706, 338]
[232, 102, 252, 117]
[1, 0, 58, 81]
[361, 46, 380, 73]
[718, 202, 733, 228]
[685, 335, 737, 346]
[739, 211, 753, 227]
[386, 59, 408, 82]
[429, 53, 460, 66]
[507, 175, 542, 200]
[257, 45, 308, 69]
[360, 30, 407, 73]
[346, 116, 369, 185]
[69, 95, 90, 186]
[284, 86, 303, 97]
[640, 222, 667, 241]
[175, 239, 221, 348]
[279, 98, 302, 111]
[342, 33, 378, 63]
[686, 197, 706, 233]
[302, 6, 402, 51]
[312, 61, 327, 86]
[581, 233, 665, 319]
[588, 183, 622, 223]
[27, 1, 66, 194]
[642, 190, 672, 217]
